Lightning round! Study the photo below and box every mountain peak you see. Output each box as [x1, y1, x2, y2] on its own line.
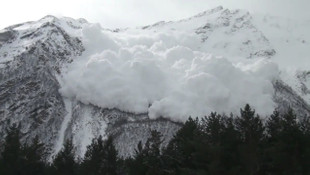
[39, 15, 59, 22]
[192, 5, 224, 18]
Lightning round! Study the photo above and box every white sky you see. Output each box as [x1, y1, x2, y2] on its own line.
[0, 0, 309, 29]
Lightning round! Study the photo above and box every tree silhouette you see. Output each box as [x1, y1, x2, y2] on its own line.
[235, 104, 264, 175]
[0, 124, 23, 175]
[0, 105, 309, 175]
[81, 135, 118, 175]
[21, 136, 46, 175]
[52, 138, 77, 175]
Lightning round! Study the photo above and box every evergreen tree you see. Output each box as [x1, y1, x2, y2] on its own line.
[235, 104, 264, 175]
[265, 108, 303, 174]
[129, 130, 164, 175]
[81, 135, 118, 175]
[143, 130, 164, 175]
[163, 117, 204, 174]
[21, 136, 46, 175]
[52, 138, 77, 175]
[81, 135, 105, 175]
[266, 110, 282, 139]
[1, 105, 310, 175]
[203, 112, 225, 144]
[128, 141, 148, 175]
[200, 113, 224, 174]
[0, 124, 23, 175]
[264, 110, 282, 173]
[102, 136, 118, 175]
[201, 113, 241, 175]
[220, 115, 243, 174]
[279, 108, 303, 174]
[299, 115, 310, 174]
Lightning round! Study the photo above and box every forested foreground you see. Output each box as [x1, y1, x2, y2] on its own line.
[1, 104, 310, 175]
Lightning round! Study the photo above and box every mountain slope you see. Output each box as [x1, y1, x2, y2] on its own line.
[0, 16, 180, 158]
[0, 7, 309, 158]
[140, 6, 275, 59]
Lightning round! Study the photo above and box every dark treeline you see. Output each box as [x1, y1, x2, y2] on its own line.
[1, 104, 310, 175]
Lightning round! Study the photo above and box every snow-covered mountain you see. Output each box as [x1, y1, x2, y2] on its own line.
[0, 6, 309, 158]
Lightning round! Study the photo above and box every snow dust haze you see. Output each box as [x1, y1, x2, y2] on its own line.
[59, 22, 279, 122]
[0, 0, 309, 30]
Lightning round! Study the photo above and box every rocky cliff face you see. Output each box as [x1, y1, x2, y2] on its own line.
[0, 7, 309, 159]
[0, 16, 84, 154]
[0, 16, 181, 158]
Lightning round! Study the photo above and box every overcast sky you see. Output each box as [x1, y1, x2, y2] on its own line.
[0, 0, 309, 29]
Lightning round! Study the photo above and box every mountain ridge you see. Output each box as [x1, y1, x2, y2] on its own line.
[0, 7, 309, 158]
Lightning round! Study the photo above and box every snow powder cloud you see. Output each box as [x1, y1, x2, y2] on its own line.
[59, 24, 279, 122]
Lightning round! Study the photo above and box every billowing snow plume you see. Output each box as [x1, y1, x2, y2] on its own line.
[60, 21, 279, 122]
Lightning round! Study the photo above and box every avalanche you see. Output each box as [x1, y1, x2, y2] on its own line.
[59, 7, 280, 122]
[1, 5, 310, 158]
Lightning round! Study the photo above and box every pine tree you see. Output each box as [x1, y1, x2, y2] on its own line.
[202, 113, 240, 175]
[299, 115, 310, 174]
[163, 117, 204, 174]
[235, 104, 264, 175]
[81, 135, 119, 175]
[21, 136, 46, 175]
[200, 113, 223, 174]
[203, 112, 225, 144]
[265, 108, 303, 174]
[129, 130, 164, 175]
[280, 108, 303, 174]
[128, 141, 148, 175]
[266, 110, 282, 139]
[52, 138, 77, 175]
[81, 135, 105, 175]
[220, 115, 242, 174]
[102, 136, 118, 175]
[144, 130, 164, 175]
[0, 124, 23, 175]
